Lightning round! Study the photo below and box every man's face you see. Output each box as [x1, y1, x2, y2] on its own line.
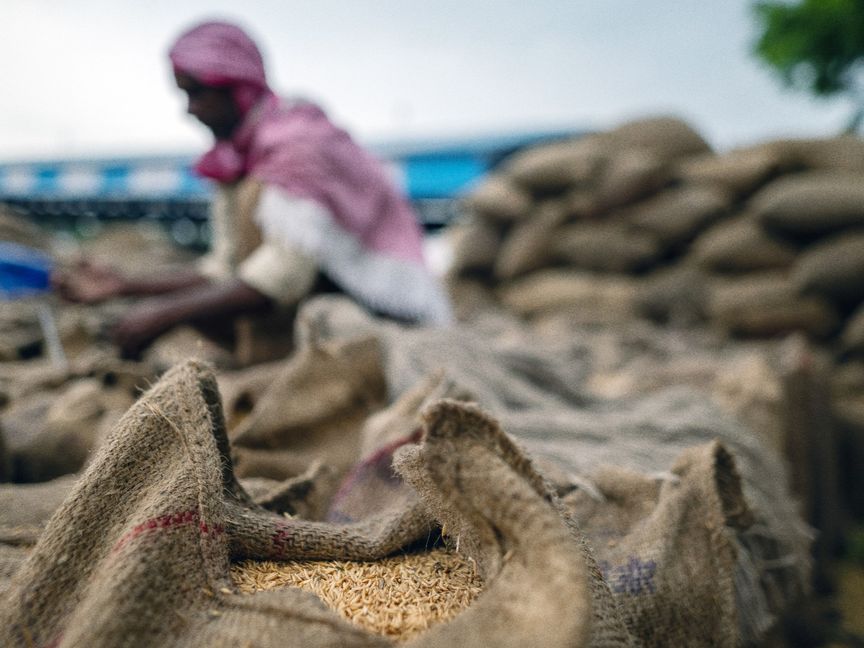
[174, 71, 241, 140]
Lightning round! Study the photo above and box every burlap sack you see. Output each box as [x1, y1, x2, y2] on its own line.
[751, 170, 864, 238]
[708, 273, 839, 338]
[462, 175, 533, 221]
[673, 144, 782, 199]
[791, 230, 864, 305]
[0, 475, 78, 546]
[0, 206, 51, 251]
[497, 270, 640, 322]
[0, 361, 642, 648]
[280, 297, 811, 643]
[592, 148, 669, 213]
[74, 222, 196, 274]
[493, 199, 568, 280]
[444, 277, 502, 321]
[604, 116, 712, 160]
[230, 336, 387, 486]
[767, 136, 864, 172]
[688, 214, 799, 273]
[501, 136, 606, 193]
[624, 185, 730, 250]
[551, 222, 662, 273]
[3, 375, 136, 483]
[216, 359, 285, 431]
[447, 217, 503, 277]
[634, 265, 715, 325]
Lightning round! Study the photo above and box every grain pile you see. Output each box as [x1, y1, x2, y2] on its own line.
[231, 548, 483, 642]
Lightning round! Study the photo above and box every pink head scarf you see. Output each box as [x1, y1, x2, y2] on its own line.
[168, 20, 271, 115]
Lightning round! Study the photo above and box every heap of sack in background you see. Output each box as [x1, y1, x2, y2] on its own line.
[451, 116, 864, 351]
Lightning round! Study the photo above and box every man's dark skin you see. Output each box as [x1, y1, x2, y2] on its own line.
[52, 72, 272, 357]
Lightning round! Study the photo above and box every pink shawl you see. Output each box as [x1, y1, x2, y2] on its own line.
[168, 21, 425, 264]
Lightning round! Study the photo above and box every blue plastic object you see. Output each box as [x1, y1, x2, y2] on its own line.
[0, 241, 53, 299]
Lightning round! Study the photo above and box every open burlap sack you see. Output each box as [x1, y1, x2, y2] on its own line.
[500, 136, 606, 193]
[447, 217, 502, 277]
[604, 116, 712, 161]
[708, 273, 839, 338]
[229, 335, 387, 487]
[288, 297, 811, 642]
[493, 199, 568, 280]
[552, 222, 662, 273]
[751, 170, 864, 238]
[673, 144, 783, 199]
[624, 185, 730, 250]
[0, 360, 646, 648]
[497, 269, 640, 323]
[791, 230, 864, 306]
[688, 214, 799, 273]
[461, 174, 533, 221]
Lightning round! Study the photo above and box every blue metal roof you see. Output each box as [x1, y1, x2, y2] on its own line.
[0, 129, 585, 203]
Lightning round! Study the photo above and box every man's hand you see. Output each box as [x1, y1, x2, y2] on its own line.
[52, 261, 127, 304]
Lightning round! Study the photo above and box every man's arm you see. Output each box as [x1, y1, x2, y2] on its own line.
[111, 278, 272, 357]
[52, 261, 210, 303]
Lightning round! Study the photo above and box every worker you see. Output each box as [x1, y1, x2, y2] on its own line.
[54, 19, 451, 358]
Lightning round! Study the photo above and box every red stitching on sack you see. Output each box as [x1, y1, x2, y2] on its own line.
[112, 510, 224, 553]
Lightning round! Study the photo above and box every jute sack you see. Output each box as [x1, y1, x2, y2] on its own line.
[0, 207, 51, 251]
[230, 335, 387, 485]
[604, 115, 712, 160]
[500, 136, 607, 193]
[634, 265, 715, 325]
[591, 148, 669, 213]
[217, 359, 285, 431]
[673, 143, 783, 199]
[447, 217, 502, 277]
[624, 185, 730, 250]
[3, 377, 135, 483]
[791, 230, 864, 305]
[708, 273, 839, 338]
[493, 199, 569, 280]
[0, 475, 78, 546]
[767, 136, 864, 172]
[444, 278, 503, 321]
[497, 269, 640, 322]
[551, 222, 662, 273]
[751, 170, 864, 238]
[687, 214, 799, 273]
[0, 360, 636, 648]
[462, 174, 533, 221]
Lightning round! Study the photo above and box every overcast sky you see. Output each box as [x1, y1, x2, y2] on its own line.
[1, 0, 854, 162]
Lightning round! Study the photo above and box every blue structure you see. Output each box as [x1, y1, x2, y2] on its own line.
[0, 129, 585, 231]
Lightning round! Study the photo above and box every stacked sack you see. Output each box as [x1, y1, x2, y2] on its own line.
[450, 116, 864, 347]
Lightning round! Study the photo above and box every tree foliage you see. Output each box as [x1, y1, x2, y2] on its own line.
[753, 0, 864, 129]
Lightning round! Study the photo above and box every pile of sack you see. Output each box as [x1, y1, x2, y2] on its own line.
[450, 116, 864, 350]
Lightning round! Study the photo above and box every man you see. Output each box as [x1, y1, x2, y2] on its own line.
[55, 20, 451, 357]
